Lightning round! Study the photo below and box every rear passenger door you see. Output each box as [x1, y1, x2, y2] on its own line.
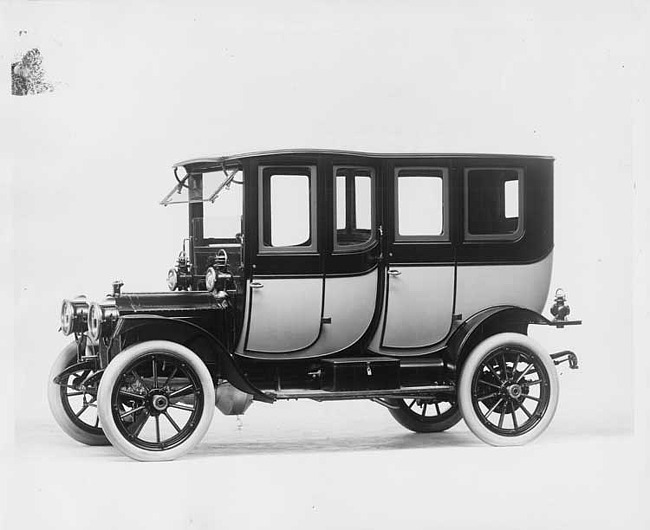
[368, 159, 456, 355]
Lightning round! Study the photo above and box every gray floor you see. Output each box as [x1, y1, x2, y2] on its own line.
[5, 400, 648, 530]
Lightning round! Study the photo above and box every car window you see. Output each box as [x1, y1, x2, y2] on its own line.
[504, 179, 519, 218]
[202, 178, 243, 239]
[259, 166, 317, 252]
[336, 175, 347, 230]
[395, 167, 447, 241]
[334, 167, 375, 250]
[465, 168, 523, 239]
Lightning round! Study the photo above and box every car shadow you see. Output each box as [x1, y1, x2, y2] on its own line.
[191, 430, 482, 459]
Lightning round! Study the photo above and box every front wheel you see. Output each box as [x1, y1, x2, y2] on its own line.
[97, 341, 215, 461]
[48, 342, 110, 446]
[458, 333, 559, 446]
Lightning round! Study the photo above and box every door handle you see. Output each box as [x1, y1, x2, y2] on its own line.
[250, 281, 264, 289]
[387, 269, 401, 277]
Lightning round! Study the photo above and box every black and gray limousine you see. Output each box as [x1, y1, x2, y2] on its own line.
[50, 149, 581, 461]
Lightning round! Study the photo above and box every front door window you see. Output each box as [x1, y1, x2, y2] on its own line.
[259, 166, 317, 253]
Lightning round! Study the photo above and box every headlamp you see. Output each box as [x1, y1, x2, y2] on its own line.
[86, 299, 118, 341]
[60, 300, 74, 335]
[87, 303, 103, 342]
[59, 297, 89, 336]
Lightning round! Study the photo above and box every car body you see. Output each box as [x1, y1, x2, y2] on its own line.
[50, 149, 581, 461]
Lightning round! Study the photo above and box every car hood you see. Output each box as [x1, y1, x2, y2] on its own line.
[113, 291, 221, 317]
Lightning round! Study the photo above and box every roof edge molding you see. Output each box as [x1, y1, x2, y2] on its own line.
[173, 149, 554, 170]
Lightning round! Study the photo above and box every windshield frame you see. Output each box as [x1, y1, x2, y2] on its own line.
[160, 165, 243, 206]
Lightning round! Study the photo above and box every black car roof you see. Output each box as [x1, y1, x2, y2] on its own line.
[173, 149, 554, 171]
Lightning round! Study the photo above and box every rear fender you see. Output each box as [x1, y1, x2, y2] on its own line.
[110, 314, 273, 403]
[446, 306, 550, 370]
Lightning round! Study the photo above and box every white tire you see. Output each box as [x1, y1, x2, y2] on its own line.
[97, 340, 215, 461]
[48, 342, 110, 446]
[458, 333, 559, 446]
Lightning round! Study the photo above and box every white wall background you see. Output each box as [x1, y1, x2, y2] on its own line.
[4, 1, 648, 436]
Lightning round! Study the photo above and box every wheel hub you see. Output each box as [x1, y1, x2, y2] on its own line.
[507, 384, 522, 399]
[151, 393, 169, 412]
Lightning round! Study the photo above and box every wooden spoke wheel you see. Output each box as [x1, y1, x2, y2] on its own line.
[459, 333, 559, 446]
[388, 396, 462, 433]
[97, 341, 215, 461]
[48, 342, 109, 446]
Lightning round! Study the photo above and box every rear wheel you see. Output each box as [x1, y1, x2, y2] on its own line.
[388, 396, 462, 433]
[97, 341, 215, 462]
[48, 342, 109, 446]
[458, 332, 559, 446]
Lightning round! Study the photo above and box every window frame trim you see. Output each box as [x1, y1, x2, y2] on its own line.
[257, 164, 318, 254]
[332, 165, 377, 254]
[394, 166, 450, 243]
[463, 167, 525, 242]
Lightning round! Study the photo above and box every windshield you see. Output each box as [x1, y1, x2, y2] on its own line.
[161, 167, 243, 239]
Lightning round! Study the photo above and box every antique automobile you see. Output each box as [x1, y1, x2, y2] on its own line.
[49, 149, 581, 461]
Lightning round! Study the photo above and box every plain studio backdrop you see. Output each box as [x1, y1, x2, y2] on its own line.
[2, 1, 649, 529]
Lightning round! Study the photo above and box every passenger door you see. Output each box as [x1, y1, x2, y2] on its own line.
[318, 163, 381, 355]
[368, 161, 456, 355]
[237, 163, 324, 356]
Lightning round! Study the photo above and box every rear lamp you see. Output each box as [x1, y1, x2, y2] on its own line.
[550, 288, 571, 321]
[59, 297, 89, 336]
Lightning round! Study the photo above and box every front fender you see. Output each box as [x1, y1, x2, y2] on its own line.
[110, 314, 273, 403]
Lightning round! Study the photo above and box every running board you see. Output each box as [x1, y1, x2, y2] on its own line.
[266, 385, 455, 402]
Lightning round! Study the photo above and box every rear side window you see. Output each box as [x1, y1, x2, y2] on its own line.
[395, 167, 448, 241]
[465, 168, 524, 240]
[259, 166, 317, 252]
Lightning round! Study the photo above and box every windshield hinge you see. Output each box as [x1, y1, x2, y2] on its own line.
[208, 168, 240, 203]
